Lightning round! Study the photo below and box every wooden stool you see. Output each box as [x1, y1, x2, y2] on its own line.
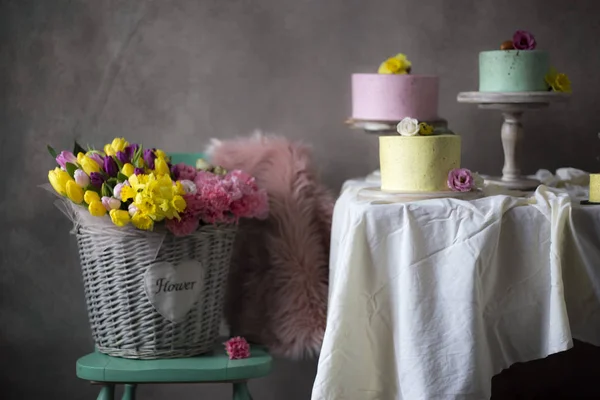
[76, 345, 272, 400]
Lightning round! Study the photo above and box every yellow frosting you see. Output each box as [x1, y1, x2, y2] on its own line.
[379, 134, 461, 192]
[589, 174, 600, 203]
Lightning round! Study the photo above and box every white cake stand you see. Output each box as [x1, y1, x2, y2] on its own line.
[457, 92, 570, 190]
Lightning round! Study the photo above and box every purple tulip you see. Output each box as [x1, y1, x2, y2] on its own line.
[117, 144, 139, 164]
[170, 164, 180, 180]
[90, 172, 105, 188]
[56, 151, 77, 169]
[447, 168, 474, 192]
[103, 156, 119, 177]
[512, 30, 536, 50]
[143, 148, 156, 169]
[134, 167, 145, 175]
[88, 152, 104, 167]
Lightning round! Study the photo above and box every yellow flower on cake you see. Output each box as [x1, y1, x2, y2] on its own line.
[545, 67, 572, 93]
[109, 209, 130, 226]
[378, 53, 412, 75]
[66, 180, 84, 204]
[104, 138, 129, 157]
[88, 200, 106, 217]
[48, 167, 72, 196]
[418, 122, 435, 135]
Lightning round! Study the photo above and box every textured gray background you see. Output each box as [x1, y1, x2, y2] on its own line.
[2, 0, 600, 399]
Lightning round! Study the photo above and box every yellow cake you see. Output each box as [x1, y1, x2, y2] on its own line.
[379, 134, 461, 192]
[589, 174, 600, 203]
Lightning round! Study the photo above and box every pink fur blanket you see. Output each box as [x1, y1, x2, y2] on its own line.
[207, 133, 334, 359]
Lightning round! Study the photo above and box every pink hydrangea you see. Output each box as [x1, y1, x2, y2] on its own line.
[174, 163, 197, 181]
[224, 336, 250, 360]
[165, 212, 200, 236]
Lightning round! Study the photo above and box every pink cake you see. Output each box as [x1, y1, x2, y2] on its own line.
[351, 74, 439, 122]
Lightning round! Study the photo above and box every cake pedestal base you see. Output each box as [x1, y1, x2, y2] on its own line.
[457, 91, 570, 191]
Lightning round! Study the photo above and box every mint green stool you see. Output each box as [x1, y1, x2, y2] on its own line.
[76, 345, 272, 400]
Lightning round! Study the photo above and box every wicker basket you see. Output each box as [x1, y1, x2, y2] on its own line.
[75, 223, 237, 359]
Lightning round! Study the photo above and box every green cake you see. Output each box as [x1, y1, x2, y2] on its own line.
[478, 30, 571, 93]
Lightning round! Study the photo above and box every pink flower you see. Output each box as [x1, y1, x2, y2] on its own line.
[230, 189, 269, 220]
[166, 212, 200, 236]
[224, 336, 250, 360]
[512, 30, 536, 50]
[447, 168, 474, 192]
[174, 163, 197, 181]
[56, 151, 77, 169]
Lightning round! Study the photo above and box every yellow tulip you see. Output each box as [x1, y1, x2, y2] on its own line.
[104, 144, 115, 157]
[84, 190, 100, 204]
[88, 200, 107, 217]
[66, 180, 84, 204]
[154, 157, 170, 176]
[155, 149, 166, 159]
[111, 138, 129, 153]
[122, 163, 135, 177]
[48, 168, 72, 196]
[109, 209, 130, 227]
[80, 155, 101, 175]
[77, 152, 86, 164]
[131, 212, 154, 231]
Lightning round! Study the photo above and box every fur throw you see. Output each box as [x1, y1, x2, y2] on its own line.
[207, 133, 334, 359]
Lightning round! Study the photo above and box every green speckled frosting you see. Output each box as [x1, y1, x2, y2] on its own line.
[479, 50, 549, 92]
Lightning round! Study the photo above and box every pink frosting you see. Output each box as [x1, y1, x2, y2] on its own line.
[352, 74, 439, 121]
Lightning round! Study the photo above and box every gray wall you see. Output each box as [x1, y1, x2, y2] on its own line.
[2, 0, 600, 399]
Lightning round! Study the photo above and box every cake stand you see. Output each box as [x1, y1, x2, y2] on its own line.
[345, 118, 453, 183]
[457, 92, 570, 190]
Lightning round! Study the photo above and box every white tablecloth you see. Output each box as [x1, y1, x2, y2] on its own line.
[312, 170, 600, 400]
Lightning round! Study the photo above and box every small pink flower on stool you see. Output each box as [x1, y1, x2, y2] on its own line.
[224, 336, 251, 360]
[448, 168, 474, 192]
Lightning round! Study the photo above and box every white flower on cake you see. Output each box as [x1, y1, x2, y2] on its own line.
[397, 117, 420, 136]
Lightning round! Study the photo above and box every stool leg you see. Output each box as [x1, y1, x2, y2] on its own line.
[232, 381, 252, 400]
[97, 384, 115, 400]
[121, 384, 137, 400]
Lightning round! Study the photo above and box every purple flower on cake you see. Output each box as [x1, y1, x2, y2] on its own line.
[56, 151, 77, 170]
[397, 117, 420, 136]
[447, 168, 474, 192]
[512, 30, 536, 50]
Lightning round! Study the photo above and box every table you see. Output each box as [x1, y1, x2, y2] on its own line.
[77, 345, 272, 400]
[311, 173, 600, 400]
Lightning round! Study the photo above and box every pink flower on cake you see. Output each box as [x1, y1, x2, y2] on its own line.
[512, 30, 536, 50]
[224, 336, 251, 360]
[447, 168, 474, 192]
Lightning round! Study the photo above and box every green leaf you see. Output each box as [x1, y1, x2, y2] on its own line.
[65, 162, 78, 179]
[113, 156, 123, 170]
[132, 145, 143, 165]
[101, 183, 113, 198]
[47, 145, 58, 159]
[73, 141, 86, 156]
[107, 177, 118, 186]
[117, 172, 129, 182]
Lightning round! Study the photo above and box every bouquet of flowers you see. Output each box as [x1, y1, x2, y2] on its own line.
[47, 138, 269, 235]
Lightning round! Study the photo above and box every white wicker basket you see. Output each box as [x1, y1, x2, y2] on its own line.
[75, 223, 237, 359]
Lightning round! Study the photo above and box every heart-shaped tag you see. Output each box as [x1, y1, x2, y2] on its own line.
[143, 260, 205, 323]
